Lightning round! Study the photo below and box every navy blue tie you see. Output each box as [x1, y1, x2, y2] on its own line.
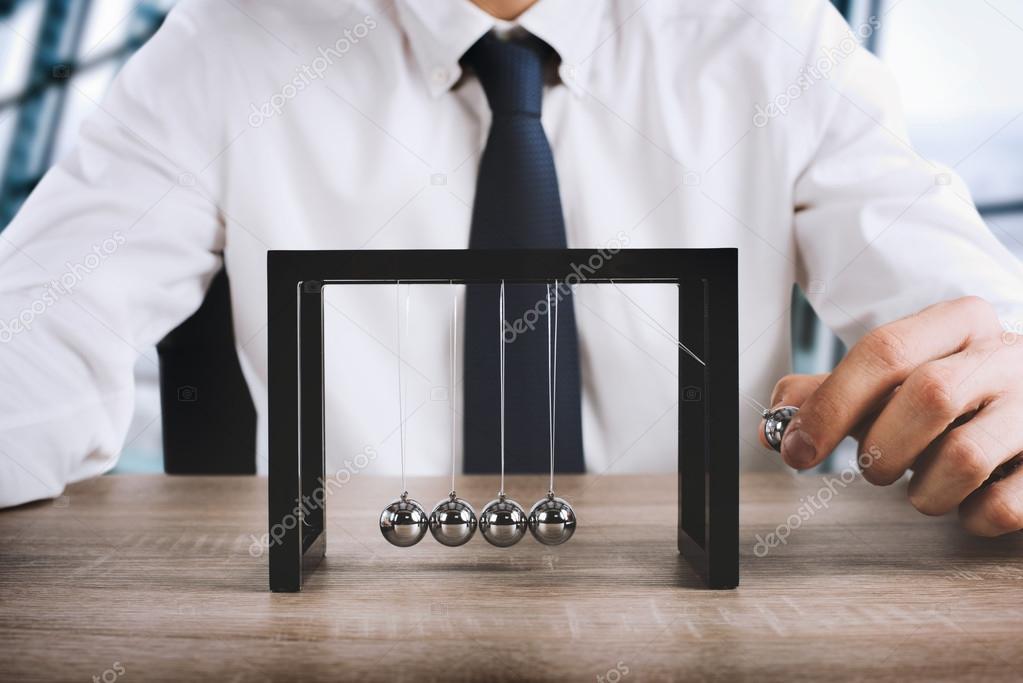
[461, 32, 584, 474]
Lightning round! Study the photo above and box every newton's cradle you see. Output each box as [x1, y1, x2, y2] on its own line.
[268, 249, 741, 591]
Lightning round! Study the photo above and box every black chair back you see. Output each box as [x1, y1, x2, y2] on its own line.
[157, 268, 257, 474]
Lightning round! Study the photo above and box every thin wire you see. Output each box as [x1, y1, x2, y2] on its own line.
[405, 286, 412, 493]
[548, 283, 553, 494]
[396, 282, 407, 495]
[610, 281, 706, 367]
[744, 393, 770, 416]
[553, 283, 559, 488]
[609, 281, 772, 416]
[499, 280, 506, 496]
[547, 281, 559, 495]
[450, 283, 457, 496]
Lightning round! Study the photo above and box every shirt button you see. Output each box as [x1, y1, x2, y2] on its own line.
[559, 63, 577, 82]
[431, 66, 449, 85]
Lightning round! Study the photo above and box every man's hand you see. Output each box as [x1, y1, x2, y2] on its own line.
[761, 297, 1023, 536]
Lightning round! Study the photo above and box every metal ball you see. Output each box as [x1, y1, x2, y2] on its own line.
[379, 494, 428, 547]
[478, 494, 528, 547]
[528, 493, 577, 545]
[429, 494, 478, 547]
[763, 406, 799, 452]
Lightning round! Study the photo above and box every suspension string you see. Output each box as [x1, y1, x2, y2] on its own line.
[396, 282, 407, 496]
[499, 280, 506, 497]
[609, 281, 772, 417]
[547, 283, 553, 494]
[554, 281, 559, 490]
[450, 283, 457, 496]
[610, 281, 706, 367]
[547, 281, 559, 495]
[743, 393, 771, 416]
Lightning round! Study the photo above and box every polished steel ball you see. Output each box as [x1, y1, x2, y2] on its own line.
[478, 494, 528, 547]
[528, 493, 577, 545]
[429, 493, 478, 547]
[763, 406, 799, 452]
[379, 493, 428, 547]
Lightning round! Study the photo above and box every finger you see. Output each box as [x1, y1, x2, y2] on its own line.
[849, 387, 897, 444]
[907, 397, 1023, 515]
[758, 373, 828, 448]
[959, 456, 1023, 536]
[859, 343, 1012, 487]
[769, 373, 830, 408]
[780, 297, 1000, 469]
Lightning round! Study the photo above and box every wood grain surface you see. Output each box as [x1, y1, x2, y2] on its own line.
[0, 472, 1021, 682]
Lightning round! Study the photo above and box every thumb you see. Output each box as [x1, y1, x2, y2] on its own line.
[758, 373, 830, 449]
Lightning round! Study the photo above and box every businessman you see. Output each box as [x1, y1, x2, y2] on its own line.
[0, 0, 1021, 536]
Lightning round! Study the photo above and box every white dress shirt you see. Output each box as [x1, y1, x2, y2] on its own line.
[1, 0, 1020, 508]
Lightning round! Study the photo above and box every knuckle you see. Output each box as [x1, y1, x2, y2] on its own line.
[982, 490, 1023, 534]
[771, 374, 801, 405]
[857, 441, 898, 485]
[908, 485, 945, 516]
[857, 327, 912, 377]
[955, 296, 1000, 333]
[907, 365, 956, 418]
[956, 295, 993, 317]
[803, 387, 847, 426]
[861, 459, 899, 486]
[941, 432, 989, 487]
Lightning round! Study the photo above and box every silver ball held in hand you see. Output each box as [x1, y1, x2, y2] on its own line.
[763, 406, 799, 452]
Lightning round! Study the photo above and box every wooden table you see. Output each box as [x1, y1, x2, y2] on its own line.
[1, 472, 1021, 682]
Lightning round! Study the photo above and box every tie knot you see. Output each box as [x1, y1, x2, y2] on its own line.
[461, 31, 554, 116]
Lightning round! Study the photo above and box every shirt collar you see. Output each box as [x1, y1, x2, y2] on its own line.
[394, 0, 605, 98]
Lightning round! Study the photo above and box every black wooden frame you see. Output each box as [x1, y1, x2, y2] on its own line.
[267, 248, 738, 591]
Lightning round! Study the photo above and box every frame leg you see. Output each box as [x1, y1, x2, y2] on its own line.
[299, 282, 326, 571]
[678, 272, 739, 589]
[268, 274, 326, 591]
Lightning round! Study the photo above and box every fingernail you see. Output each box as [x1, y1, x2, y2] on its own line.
[781, 428, 816, 468]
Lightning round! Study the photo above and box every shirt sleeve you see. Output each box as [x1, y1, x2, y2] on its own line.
[0, 4, 230, 507]
[792, 5, 1023, 346]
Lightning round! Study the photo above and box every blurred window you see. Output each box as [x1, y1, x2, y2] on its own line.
[877, 0, 1023, 257]
[0, 0, 174, 472]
